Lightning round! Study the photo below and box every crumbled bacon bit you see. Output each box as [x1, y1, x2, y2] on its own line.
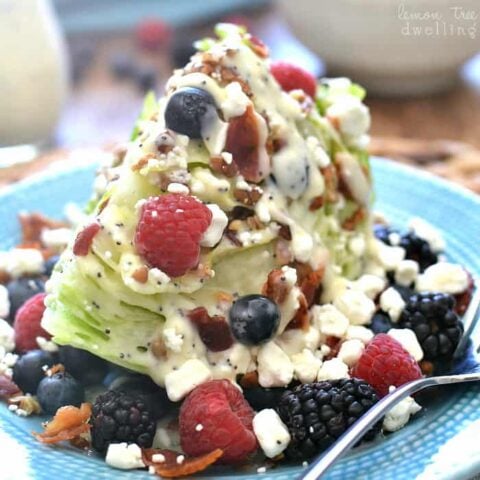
[246, 34, 269, 58]
[294, 262, 325, 307]
[47, 364, 65, 377]
[277, 224, 292, 241]
[419, 360, 435, 376]
[239, 371, 259, 388]
[324, 336, 343, 360]
[286, 293, 309, 330]
[155, 130, 176, 155]
[233, 187, 262, 206]
[321, 165, 339, 204]
[19, 212, 67, 245]
[309, 195, 324, 211]
[0, 270, 10, 285]
[274, 239, 293, 266]
[132, 266, 149, 283]
[0, 375, 21, 400]
[150, 337, 167, 359]
[229, 206, 255, 221]
[131, 153, 156, 172]
[262, 269, 292, 304]
[187, 307, 234, 352]
[342, 207, 366, 231]
[210, 156, 239, 178]
[245, 215, 264, 231]
[142, 448, 223, 478]
[33, 403, 92, 444]
[225, 105, 265, 183]
[73, 222, 101, 256]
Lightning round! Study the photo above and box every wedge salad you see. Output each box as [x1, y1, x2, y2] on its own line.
[0, 24, 474, 477]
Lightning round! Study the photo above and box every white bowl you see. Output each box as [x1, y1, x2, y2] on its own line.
[278, 0, 480, 96]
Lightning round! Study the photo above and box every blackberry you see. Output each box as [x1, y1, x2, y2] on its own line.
[90, 390, 156, 453]
[392, 284, 415, 302]
[374, 225, 438, 272]
[399, 292, 463, 365]
[277, 379, 380, 460]
[399, 232, 438, 271]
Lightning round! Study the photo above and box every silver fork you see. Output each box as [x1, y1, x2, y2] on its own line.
[299, 287, 480, 480]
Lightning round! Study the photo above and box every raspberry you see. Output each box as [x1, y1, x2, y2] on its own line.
[13, 293, 50, 353]
[351, 334, 422, 397]
[179, 380, 257, 464]
[270, 61, 317, 98]
[135, 194, 212, 277]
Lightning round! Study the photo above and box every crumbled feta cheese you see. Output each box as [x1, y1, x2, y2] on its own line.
[337, 339, 365, 367]
[40, 228, 72, 250]
[105, 443, 145, 470]
[276, 326, 320, 356]
[167, 182, 189, 194]
[375, 241, 405, 271]
[317, 358, 350, 381]
[200, 204, 228, 247]
[345, 325, 374, 344]
[0, 249, 44, 278]
[416, 263, 469, 295]
[383, 394, 422, 432]
[291, 349, 322, 383]
[352, 274, 387, 300]
[394, 260, 419, 287]
[311, 304, 349, 337]
[36, 336, 59, 353]
[0, 285, 9, 319]
[379, 287, 406, 323]
[326, 96, 371, 140]
[388, 329, 423, 361]
[388, 232, 401, 246]
[409, 217, 445, 253]
[152, 453, 165, 463]
[195, 424, 203, 432]
[221, 152, 233, 164]
[164, 359, 212, 401]
[176, 455, 185, 465]
[0, 319, 14, 352]
[348, 235, 366, 257]
[290, 225, 314, 263]
[163, 328, 184, 353]
[257, 342, 294, 387]
[257, 467, 267, 474]
[221, 81, 251, 119]
[306, 136, 330, 168]
[333, 290, 375, 325]
[253, 409, 291, 458]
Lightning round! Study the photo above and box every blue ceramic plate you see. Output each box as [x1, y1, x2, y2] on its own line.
[1, 157, 480, 480]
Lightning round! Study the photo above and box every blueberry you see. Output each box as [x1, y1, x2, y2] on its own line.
[164, 87, 217, 139]
[6, 277, 45, 324]
[58, 345, 109, 385]
[12, 350, 55, 394]
[244, 386, 288, 411]
[135, 66, 157, 92]
[37, 371, 85, 415]
[370, 311, 394, 334]
[43, 255, 60, 277]
[228, 294, 280, 346]
[109, 373, 174, 419]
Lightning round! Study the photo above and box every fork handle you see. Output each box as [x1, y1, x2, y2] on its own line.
[299, 372, 480, 480]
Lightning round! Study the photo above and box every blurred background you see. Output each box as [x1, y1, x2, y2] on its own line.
[0, 0, 479, 192]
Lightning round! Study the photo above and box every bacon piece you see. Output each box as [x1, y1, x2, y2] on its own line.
[0, 375, 21, 400]
[324, 336, 343, 360]
[0, 270, 10, 285]
[187, 307, 234, 352]
[277, 224, 292, 241]
[286, 292, 309, 330]
[262, 269, 291, 304]
[131, 153, 156, 172]
[240, 371, 259, 388]
[132, 266, 149, 283]
[342, 207, 366, 231]
[33, 403, 92, 444]
[294, 262, 325, 307]
[142, 448, 223, 478]
[233, 187, 262, 206]
[210, 155, 239, 178]
[321, 165, 339, 204]
[246, 35, 269, 58]
[19, 212, 67, 245]
[73, 222, 101, 256]
[455, 270, 474, 316]
[225, 105, 266, 183]
[309, 195, 324, 211]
